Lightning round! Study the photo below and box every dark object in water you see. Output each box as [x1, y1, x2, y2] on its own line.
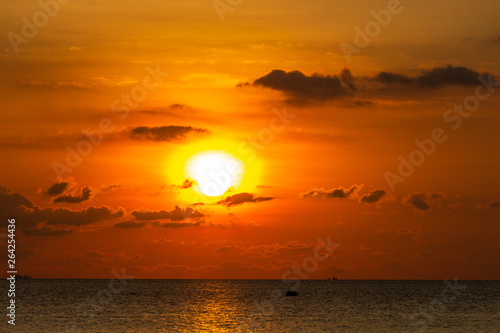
[286, 291, 298, 296]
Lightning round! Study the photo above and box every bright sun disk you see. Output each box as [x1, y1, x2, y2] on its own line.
[185, 150, 244, 197]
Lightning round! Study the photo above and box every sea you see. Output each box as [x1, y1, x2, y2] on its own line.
[9, 279, 500, 332]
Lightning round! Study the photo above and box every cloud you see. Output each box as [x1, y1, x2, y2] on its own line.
[44, 206, 124, 226]
[489, 202, 500, 208]
[151, 237, 173, 246]
[0, 185, 33, 210]
[360, 189, 387, 204]
[403, 192, 443, 211]
[247, 69, 356, 102]
[45, 181, 72, 196]
[159, 221, 205, 228]
[398, 227, 422, 235]
[302, 185, 361, 199]
[21, 80, 91, 89]
[404, 193, 430, 211]
[5, 203, 123, 231]
[373, 249, 394, 255]
[131, 206, 204, 221]
[99, 184, 121, 193]
[375, 65, 492, 88]
[215, 193, 275, 207]
[215, 245, 237, 252]
[114, 221, 146, 228]
[418, 252, 436, 258]
[376, 72, 412, 85]
[53, 186, 93, 204]
[127, 126, 208, 141]
[244, 65, 496, 104]
[173, 178, 197, 190]
[83, 250, 106, 259]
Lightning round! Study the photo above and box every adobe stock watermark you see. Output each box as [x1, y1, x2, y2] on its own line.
[7, 0, 71, 53]
[405, 278, 467, 332]
[236, 235, 340, 332]
[65, 268, 135, 333]
[339, 0, 413, 64]
[213, 0, 243, 21]
[51, 64, 168, 180]
[384, 74, 499, 192]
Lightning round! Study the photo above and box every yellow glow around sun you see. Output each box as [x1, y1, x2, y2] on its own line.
[186, 151, 243, 196]
[167, 138, 262, 202]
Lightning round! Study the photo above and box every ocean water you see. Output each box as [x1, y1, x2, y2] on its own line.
[11, 279, 500, 332]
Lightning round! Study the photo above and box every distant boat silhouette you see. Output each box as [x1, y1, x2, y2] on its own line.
[328, 277, 338, 280]
[286, 291, 298, 296]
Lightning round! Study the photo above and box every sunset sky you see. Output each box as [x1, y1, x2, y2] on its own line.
[1, 0, 500, 279]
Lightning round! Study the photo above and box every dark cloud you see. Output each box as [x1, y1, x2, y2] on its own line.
[340, 99, 374, 108]
[0, 185, 33, 210]
[19, 206, 121, 230]
[249, 69, 356, 102]
[360, 189, 386, 204]
[83, 250, 106, 259]
[170, 103, 186, 109]
[128, 125, 208, 141]
[403, 193, 443, 211]
[418, 252, 436, 258]
[131, 206, 204, 221]
[150, 237, 172, 246]
[489, 202, 500, 208]
[159, 221, 205, 228]
[398, 227, 422, 235]
[302, 185, 361, 199]
[376, 72, 412, 85]
[45, 206, 123, 226]
[215, 193, 275, 207]
[177, 178, 196, 190]
[100, 184, 121, 192]
[46, 181, 71, 196]
[53, 186, 93, 204]
[376, 65, 491, 88]
[0, 186, 41, 229]
[245, 65, 495, 104]
[373, 249, 394, 256]
[1, 186, 122, 230]
[132, 210, 170, 220]
[114, 221, 146, 228]
[21, 80, 90, 89]
[215, 245, 237, 253]
[404, 193, 430, 211]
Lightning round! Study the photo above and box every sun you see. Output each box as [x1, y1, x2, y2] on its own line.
[185, 150, 244, 197]
[166, 138, 262, 202]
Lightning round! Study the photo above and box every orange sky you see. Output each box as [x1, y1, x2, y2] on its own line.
[1, 0, 500, 279]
